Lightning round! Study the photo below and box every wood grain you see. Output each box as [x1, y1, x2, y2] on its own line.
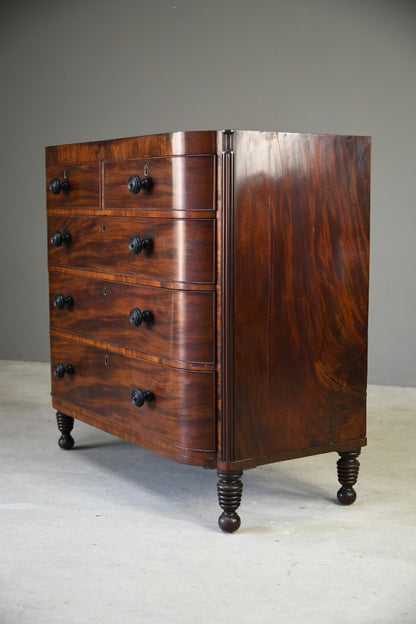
[45, 130, 217, 165]
[228, 131, 370, 462]
[47, 215, 215, 284]
[49, 272, 215, 365]
[46, 163, 100, 209]
[104, 156, 215, 211]
[51, 336, 216, 454]
[46, 129, 371, 493]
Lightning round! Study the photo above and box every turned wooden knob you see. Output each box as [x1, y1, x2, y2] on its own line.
[53, 294, 74, 309]
[131, 388, 153, 407]
[53, 363, 74, 378]
[128, 235, 152, 254]
[50, 230, 71, 247]
[49, 177, 70, 195]
[127, 174, 152, 194]
[129, 308, 152, 326]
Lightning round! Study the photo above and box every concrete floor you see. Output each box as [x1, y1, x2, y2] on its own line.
[0, 360, 415, 624]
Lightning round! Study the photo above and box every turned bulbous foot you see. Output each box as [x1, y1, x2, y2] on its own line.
[337, 448, 361, 505]
[218, 511, 241, 533]
[337, 486, 357, 505]
[58, 433, 75, 450]
[56, 412, 75, 450]
[217, 469, 243, 533]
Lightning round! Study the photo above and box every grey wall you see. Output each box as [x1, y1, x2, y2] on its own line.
[1, 0, 415, 385]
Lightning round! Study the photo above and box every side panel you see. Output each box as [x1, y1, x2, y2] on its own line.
[231, 131, 370, 461]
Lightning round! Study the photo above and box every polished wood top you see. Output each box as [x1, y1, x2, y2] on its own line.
[45, 130, 371, 164]
[45, 130, 218, 164]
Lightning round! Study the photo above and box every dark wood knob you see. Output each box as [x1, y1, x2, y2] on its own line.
[131, 388, 153, 407]
[128, 235, 152, 254]
[49, 178, 70, 195]
[127, 174, 152, 194]
[129, 308, 152, 326]
[53, 363, 74, 378]
[50, 230, 71, 247]
[53, 294, 74, 310]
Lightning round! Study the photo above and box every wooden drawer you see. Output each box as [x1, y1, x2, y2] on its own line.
[49, 273, 215, 365]
[50, 336, 216, 453]
[104, 156, 214, 211]
[46, 163, 99, 209]
[47, 216, 215, 284]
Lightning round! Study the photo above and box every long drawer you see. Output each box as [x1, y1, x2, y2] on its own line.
[50, 336, 216, 453]
[49, 273, 215, 364]
[47, 216, 215, 284]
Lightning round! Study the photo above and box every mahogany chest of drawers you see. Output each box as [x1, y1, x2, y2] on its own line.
[46, 130, 371, 531]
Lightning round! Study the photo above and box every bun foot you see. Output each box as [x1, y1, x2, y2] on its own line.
[58, 433, 75, 450]
[56, 412, 75, 450]
[217, 469, 243, 533]
[218, 511, 241, 533]
[337, 448, 361, 505]
[337, 486, 357, 505]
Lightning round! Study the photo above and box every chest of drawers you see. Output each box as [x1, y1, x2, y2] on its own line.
[46, 130, 371, 532]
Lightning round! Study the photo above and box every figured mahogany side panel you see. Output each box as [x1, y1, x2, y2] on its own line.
[50, 336, 216, 453]
[49, 272, 215, 365]
[46, 163, 100, 209]
[231, 131, 370, 461]
[45, 130, 217, 165]
[47, 216, 215, 284]
[104, 156, 215, 211]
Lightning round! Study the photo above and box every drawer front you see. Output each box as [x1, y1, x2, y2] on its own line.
[49, 273, 215, 364]
[46, 163, 100, 209]
[51, 336, 215, 452]
[104, 156, 214, 211]
[48, 216, 215, 284]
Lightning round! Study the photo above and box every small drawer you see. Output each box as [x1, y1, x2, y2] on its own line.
[46, 163, 100, 209]
[104, 156, 214, 211]
[47, 216, 215, 284]
[49, 273, 215, 365]
[50, 336, 215, 453]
